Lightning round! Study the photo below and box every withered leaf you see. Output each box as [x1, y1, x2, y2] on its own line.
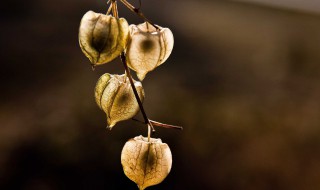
[121, 136, 172, 190]
[79, 11, 129, 66]
[95, 74, 144, 129]
[125, 22, 174, 80]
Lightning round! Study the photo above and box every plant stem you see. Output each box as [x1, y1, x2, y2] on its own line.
[147, 124, 151, 142]
[120, 53, 155, 132]
[120, 53, 183, 131]
[132, 118, 183, 130]
[115, 1, 183, 132]
[106, 3, 112, 15]
[149, 120, 183, 130]
[111, 0, 118, 18]
[119, 0, 160, 30]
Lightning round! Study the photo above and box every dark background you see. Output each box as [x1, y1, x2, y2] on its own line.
[1, 0, 320, 189]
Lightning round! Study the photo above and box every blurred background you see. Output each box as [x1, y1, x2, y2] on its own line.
[1, 0, 320, 189]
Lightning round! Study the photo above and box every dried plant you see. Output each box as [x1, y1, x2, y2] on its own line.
[79, 0, 182, 189]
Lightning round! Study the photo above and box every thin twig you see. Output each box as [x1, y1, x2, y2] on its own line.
[115, 1, 182, 133]
[147, 124, 151, 142]
[133, 118, 183, 130]
[111, 0, 118, 18]
[119, 0, 160, 30]
[106, 3, 113, 15]
[150, 120, 183, 130]
[120, 53, 155, 132]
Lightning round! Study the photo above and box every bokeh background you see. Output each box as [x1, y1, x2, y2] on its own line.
[2, 0, 320, 189]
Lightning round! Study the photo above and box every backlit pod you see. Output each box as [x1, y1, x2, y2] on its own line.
[95, 74, 144, 128]
[125, 22, 174, 80]
[79, 11, 129, 66]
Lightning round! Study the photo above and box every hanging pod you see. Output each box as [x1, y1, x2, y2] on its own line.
[79, 11, 129, 66]
[95, 73, 144, 129]
[125, 22, 174, 80]
[121, 135, 172, 190]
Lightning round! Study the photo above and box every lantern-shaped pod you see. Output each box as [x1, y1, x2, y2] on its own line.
[125, 22, 174, 80]
[79, 11, 129, 66]
[121, 136, 172, 190]
[95, 73, 144, 128]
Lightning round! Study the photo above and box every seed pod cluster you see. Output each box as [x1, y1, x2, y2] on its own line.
[95, 73, 144, 129]
[79, 8, 176, 189]
[121, 135, 172, 190]
[79, 11, 174, 80]
[79, 11, 176, 128]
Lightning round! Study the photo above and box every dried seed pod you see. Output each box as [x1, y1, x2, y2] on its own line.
[125, 22, 174, 80]
[79, 11, 129, 66]
[95, 74, 144, 129]
[121, 135, 172, 190]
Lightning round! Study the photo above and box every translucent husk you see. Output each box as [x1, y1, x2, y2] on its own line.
[95, 74, 144, 128]
[121, 136, 172, 190]
[125, 22, 174, 80]
[79, 11, 129, 66]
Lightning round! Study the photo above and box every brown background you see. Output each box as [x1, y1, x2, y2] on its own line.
[1, 0, 320, 189]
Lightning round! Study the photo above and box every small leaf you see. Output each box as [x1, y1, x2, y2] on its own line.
[125, 22, 174, 80]
[121, 136, 172, 190]
[79, 11, 129, 66]
[95, 74, 144, 128]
